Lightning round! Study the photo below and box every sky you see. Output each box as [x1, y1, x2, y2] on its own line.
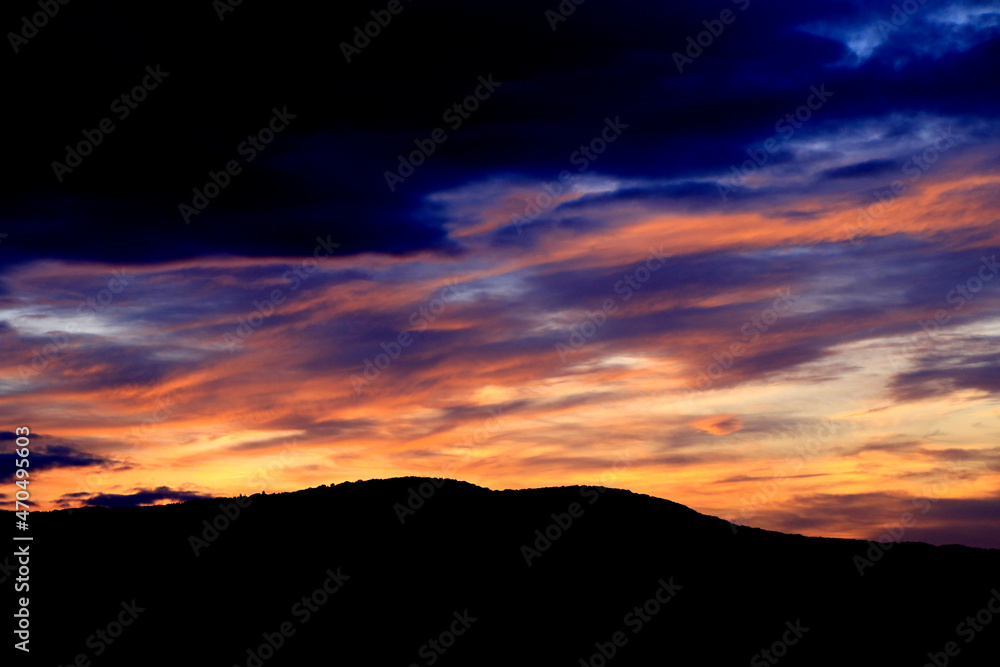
[2, 0, 1000, 548]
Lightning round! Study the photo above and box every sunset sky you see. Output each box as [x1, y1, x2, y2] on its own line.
[3, 0, 999, 547]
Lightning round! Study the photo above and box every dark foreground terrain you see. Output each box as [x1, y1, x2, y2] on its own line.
[5, 478, 999, 666]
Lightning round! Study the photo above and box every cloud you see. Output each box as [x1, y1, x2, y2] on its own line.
[62, 486, 212, 509]
[715, 473, 831, 484]
[749, 490, 1000, 548]
[0, 443, 115, 484]
[3, 1, 999, 266]
[691, 415, 744, 435]
[821, 159, 899, 180]
[1, 0, 999, 550]
[887, 345, 1000, 401]
[0, 431, 43, 440]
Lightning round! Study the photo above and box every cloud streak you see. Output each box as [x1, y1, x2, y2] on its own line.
[2, 0, 999, 547]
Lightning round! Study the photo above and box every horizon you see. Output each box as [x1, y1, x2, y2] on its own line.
[5, 473, 1000, 551]
[14, 476, 999, 555]
[3, 0, 1000, 552]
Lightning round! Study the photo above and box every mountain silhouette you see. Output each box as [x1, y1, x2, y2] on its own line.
[6, 478, 999, 666]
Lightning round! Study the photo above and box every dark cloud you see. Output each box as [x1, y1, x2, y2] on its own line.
[888, 348, 1000, 401]
[225, 416, 383, 451]
[758, 490, 1000, 549]
[4, 0, 1000, 549]
[842, 440, 925, 456]
[821, 159, 899, 180]
[0, 443, 115, 483]
[61, 486, 212, 508]
[649, 453, 733, 467]
[0, 431, 42, 440]
[4, 0, 999, 266]
[715, 473, 831, 484]
[9, 338, 197, 394]
[266, 233, 1000, 402]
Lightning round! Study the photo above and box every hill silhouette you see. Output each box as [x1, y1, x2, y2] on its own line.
[6, 478, 999, 666]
